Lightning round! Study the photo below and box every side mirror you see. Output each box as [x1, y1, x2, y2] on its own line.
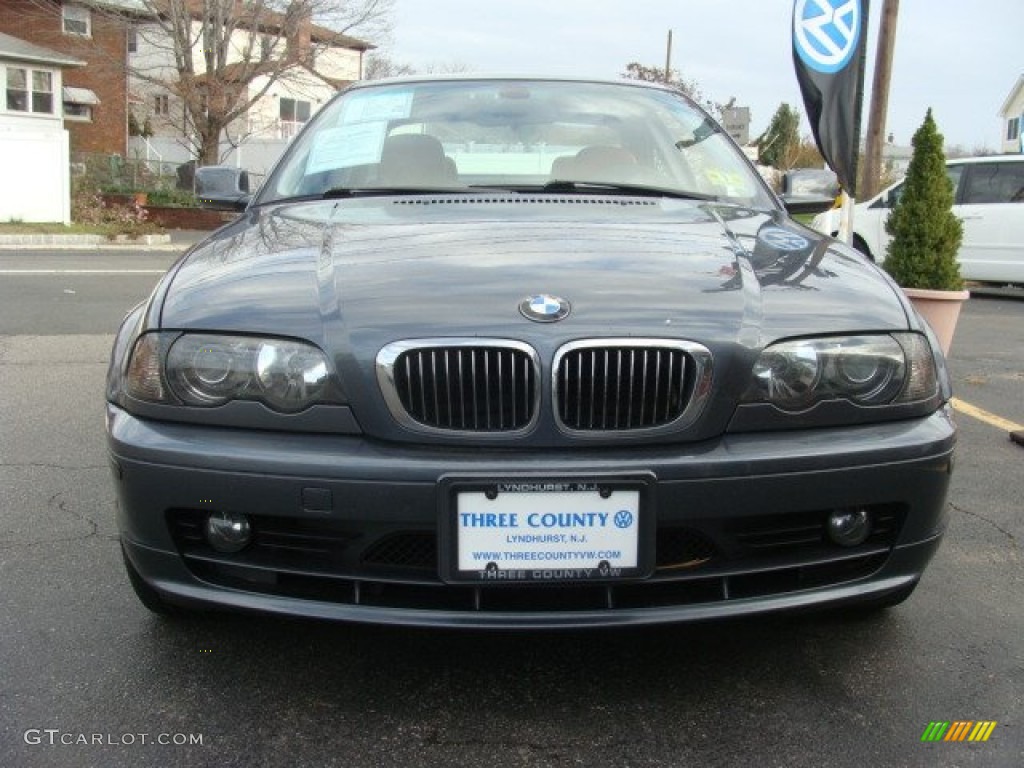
[779, 169, 841, 218]
[195, 166, 252, 211]
[780, 195, 838, 216]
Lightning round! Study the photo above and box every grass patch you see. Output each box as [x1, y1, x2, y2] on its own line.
[0, 222, 113, 235]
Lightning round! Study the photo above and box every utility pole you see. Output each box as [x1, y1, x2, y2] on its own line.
[862, 0, 900, 200]
[664, 29, 673, 83]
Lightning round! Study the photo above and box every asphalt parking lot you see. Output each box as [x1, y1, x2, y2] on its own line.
[1, 248, 1021, 768]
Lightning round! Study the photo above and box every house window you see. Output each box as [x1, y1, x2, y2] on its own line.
[280, 97, 311, 123]
[154, 94, 169, 116]
[1007, 117, 1020, 143]
[64, 102, 92, 121]
[31, 71, 53, 113]
[127, 27, 138, 53]
[5, 67, 27, 111]
[279, 98, 311, 138]
[62, 3, 91, 37]
[5, 67, 54, 114]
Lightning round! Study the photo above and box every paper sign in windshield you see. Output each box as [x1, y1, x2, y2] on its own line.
[341, 90, 413, 125]
[306, 122, 388, 174]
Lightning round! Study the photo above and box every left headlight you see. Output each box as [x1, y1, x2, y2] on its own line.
[124, 332, 336, 413]
[742, 333, 938, 411]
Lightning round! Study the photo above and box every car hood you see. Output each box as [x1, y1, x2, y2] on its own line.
[159, 196, 910, 349]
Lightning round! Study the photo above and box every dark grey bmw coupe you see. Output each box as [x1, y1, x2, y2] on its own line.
[106, 76, 955, 628]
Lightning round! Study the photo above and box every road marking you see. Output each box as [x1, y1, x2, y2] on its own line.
[0, 269, 166, 275]
[952, 397, 1024, 432]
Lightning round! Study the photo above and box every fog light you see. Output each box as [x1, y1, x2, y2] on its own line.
[205, 511, 252, 553]
[827, 508, 871, 547]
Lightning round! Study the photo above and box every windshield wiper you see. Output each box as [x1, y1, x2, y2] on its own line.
[323, 186, 482, 199]
[538, 180, 718, 202]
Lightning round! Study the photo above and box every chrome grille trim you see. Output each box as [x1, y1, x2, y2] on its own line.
[552, 339, 713, 435]
[377, 339, 541, 436]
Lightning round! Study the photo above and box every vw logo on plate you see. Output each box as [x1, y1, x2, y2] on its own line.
[519, 294, 571, 323]
[793, 0, 862, 74]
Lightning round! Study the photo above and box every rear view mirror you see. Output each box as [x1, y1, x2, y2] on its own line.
[195, 166, 251, 211]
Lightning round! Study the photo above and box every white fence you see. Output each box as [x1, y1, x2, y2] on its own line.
[0, 124, 71, 224]
[128, 135, 291, 180]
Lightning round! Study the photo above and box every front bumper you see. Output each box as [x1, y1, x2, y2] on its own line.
[109, 403, 956, 628]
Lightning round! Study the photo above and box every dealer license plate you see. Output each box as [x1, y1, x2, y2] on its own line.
[454, 481, 642, 582]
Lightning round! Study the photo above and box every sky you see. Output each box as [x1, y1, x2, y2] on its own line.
[383, 0, 1022, 152]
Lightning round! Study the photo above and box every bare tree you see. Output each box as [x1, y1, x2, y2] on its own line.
[126, 0, 392, 164]
[621, 62, 723, 117]
[363, 51, 415, 80]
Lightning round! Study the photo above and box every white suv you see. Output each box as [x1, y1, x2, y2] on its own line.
[811, 155, 1024, 285]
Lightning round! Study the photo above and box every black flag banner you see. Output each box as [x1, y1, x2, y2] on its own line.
[792, 0, 869, 196]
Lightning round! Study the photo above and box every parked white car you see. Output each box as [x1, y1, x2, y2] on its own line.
[811, 155, 1024, 285]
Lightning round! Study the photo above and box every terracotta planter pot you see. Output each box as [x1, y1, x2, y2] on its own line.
[903, 287, 970, 357]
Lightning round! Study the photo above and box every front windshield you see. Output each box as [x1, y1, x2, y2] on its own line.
[258, 79, 775, 209]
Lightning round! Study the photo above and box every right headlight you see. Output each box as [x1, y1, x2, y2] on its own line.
[124, 332, 338, 413]
[741, 333, 938, 411]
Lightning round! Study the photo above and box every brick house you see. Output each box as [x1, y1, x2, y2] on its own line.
[0, 0, 145, 157]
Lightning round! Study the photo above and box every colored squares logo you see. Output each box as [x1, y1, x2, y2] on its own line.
[921, 721, 997, 743]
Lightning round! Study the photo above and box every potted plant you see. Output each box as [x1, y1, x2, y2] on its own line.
[882, 109, 968, 355]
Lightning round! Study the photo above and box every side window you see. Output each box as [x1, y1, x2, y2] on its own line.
[963, 163, 1024, 205]
[946, 165, 965, 201]
[882, 182, 904, 208]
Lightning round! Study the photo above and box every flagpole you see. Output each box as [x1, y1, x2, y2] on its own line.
[839, 0, 871, 245]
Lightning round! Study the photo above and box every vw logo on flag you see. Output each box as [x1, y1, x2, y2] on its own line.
[758, 227, 811, 252]
[793, 0, 862, 74]
[519, 294, 571, 323]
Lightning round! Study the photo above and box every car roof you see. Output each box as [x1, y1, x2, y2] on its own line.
[947, 154, 1024, 165]
[346, 74, 675, 93]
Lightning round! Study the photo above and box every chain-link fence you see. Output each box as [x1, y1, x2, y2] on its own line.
[72, 152, 190, 192]
[72, 152, 265, 200]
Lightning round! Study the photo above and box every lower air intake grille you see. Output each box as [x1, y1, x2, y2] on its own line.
[362, 532, 437, 570]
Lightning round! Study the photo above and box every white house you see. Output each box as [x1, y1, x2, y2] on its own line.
[0, 31, 83, 223]
[999, 75, 1024, 154]
[127, 1, 371, 171]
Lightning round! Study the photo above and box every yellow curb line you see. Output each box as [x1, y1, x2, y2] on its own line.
[951, 397, 1024, 433]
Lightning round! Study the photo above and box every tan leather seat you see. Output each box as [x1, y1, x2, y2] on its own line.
[379, 134, 458, 186]
[550, 145, 638, 184]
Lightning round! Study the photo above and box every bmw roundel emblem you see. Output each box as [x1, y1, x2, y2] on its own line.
[519, 294, 571, 323]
